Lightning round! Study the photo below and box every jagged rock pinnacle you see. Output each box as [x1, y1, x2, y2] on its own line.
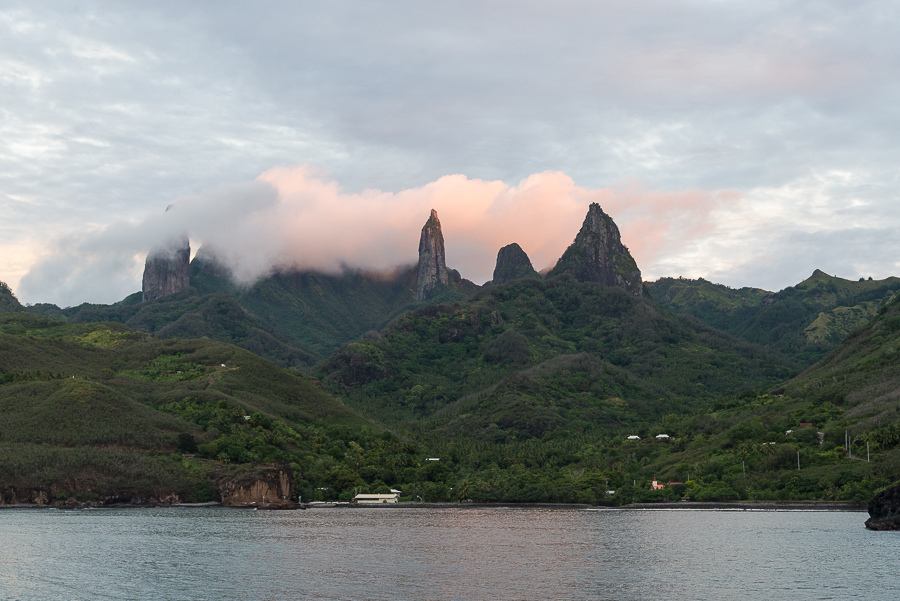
[416, 209, 450, 301]
[492, 243, 540, 285]
[142, 236, 191, 302]
[548, 203, 642, 296]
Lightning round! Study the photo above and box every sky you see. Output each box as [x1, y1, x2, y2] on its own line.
[3, 1, 900, 307]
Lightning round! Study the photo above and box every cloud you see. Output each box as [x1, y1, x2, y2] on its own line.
[16, 166, 737, 305]
[5, 3, 900, 305]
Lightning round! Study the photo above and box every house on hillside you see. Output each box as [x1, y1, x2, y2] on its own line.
[651, 477, 665, 490]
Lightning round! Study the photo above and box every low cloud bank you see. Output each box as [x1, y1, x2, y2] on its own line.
[18, 166, 736, 306]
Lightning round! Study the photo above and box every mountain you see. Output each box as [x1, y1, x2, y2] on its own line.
[491, 243, 541, 285]
[142, 236, 191, 302]
[417, 209, 451, 301]
[0, 281, 23, 313]
[321, 276, 795, 433]
[0, 311, 407, 505]
[27, 290, 320, 368]
[548, 202, 642, 296]
[6, 197, 900, 506]
[595, 293, 900, 505]
[780, 293, 900, 427]
[648, 271, 900, 366]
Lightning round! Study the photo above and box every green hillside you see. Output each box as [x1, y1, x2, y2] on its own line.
[321, 277, 794, 428]
[648, 271, 900, 366]
[196, 265, 422, 357]
[7, 258, 900, 506]
[0, 312, 430, 504]
[0, 281, 22, 313]
[302, 277, 857, 503]
[587, 294, 900, 505]
[27, 290, 320, 368]
[25, 262, 449, 368]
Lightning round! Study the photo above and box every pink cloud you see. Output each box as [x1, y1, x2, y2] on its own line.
[241, 166, 738, 285]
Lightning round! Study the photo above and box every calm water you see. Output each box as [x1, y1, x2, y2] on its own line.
[0, 506, 894, 600]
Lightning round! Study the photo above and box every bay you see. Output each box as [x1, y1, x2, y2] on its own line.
[0, 507, 893, 600]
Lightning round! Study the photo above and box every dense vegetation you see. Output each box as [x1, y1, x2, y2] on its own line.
[24, 263, 438, 369]
[5, 265, 900, 507]
[0, 313, 431, 503]
[308, 276, 897, 504]
[648, 271, 900, 366]
[0, 281, 23, 313]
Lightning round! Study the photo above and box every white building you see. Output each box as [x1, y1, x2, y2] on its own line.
[352, 493, 400, 504]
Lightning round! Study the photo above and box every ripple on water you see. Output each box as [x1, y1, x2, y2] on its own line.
[0, 507, 891, 601]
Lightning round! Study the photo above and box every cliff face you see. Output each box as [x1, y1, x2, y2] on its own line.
[866, 483, 900, 530]
[492, 243, 540, 285]
[142, 237, 191, 302]
[548, 203, 642, 296]
[218, 466, 295, 509]
[417, 209, 451, 301]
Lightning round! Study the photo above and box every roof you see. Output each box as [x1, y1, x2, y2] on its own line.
[353, 493, 399, 500]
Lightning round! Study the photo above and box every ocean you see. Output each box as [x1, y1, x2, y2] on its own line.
[0, 506, 893, 600]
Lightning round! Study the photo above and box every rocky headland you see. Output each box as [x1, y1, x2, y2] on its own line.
[865, 482, 900, 530]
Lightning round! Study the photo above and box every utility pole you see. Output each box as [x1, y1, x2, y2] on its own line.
[797, 451, 800, 471]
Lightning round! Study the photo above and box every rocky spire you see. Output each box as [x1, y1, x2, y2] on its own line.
[492, 243, 540, 285]
[416, 209, 450, 301]
[548, 203, 642, 296]
[142, 236, 191, 302]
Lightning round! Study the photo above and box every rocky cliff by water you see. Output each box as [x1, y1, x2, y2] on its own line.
[417, 209, 451, 301]
[218, 465, 295, 509]
[548, 203, 642, 296]
[142, 237, 191, 302]
[865, 483, 900, 530]
[491, 243, 540, 285]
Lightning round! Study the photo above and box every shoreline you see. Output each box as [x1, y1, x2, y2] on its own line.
[0, 500, 867, 512]
[616, 501, 866, 512]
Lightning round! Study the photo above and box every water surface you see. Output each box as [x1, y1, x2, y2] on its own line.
[0, 507, 892, 600]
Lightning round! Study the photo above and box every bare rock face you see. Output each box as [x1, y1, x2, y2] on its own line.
[548, 203, 642, 296]
[142, 237, 190, 302]
[417, 209, 451, 301]
[492, 243, 540, 285]
[866, 483, 900, 530]
[219, 465, 295, 509]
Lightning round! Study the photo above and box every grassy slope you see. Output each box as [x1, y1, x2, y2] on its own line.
[0, 313, 386, 502]
[309, 278, 900, 504]
[608, 295, 900, 504]
[216, 267, 422, 357]
[0, 281, 23, 313]
[27, 290, 320, 369]
[320, 277, 796, 438]
[26, 263, 443, 368]
[648, 271, 900, 366]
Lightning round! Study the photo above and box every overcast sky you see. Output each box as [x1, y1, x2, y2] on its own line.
[3, 1, 900, 306]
